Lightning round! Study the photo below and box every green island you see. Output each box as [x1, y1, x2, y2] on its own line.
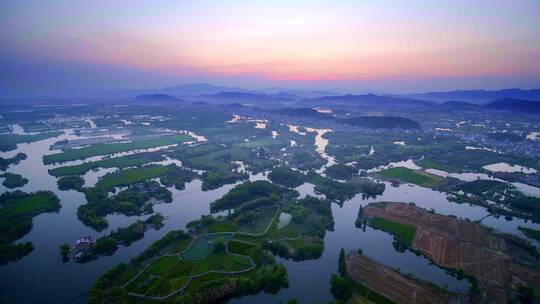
[0, 132, 63, 152]
[210, 180, 334, 261]
[268, 166, 305, 188]
[324, 164, 357, 180]
[449, 180, 540, 220]
[307, 173, 385, 203]
[89, 180, 338, 303]
[0, 191, 60, 264]
[518, 226, 540, 241]
[43, 134, 191, 164]
[63, 213, 166, 263]
[414, 159, 460, 173]
[377, 166, 444, 188]
[79, 179, 173, 231]
[1, 172, 29, 188]
[165, 143, 268, 190]
[95, 165, 171, 190]
[55, 160, 199, 231]
[48, 152, 164, 177]
[0, 152, 27, 171]
[57, 175, 85, 191]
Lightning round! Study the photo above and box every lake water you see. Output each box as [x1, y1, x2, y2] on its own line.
[1, 129, 539, 303]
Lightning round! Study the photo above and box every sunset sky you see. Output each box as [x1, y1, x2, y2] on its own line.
[1, 0, 539, 96]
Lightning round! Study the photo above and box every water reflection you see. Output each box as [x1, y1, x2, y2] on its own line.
[1, 129, 539, 304]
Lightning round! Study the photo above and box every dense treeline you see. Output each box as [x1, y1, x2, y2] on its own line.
[211, 180, 297, 212]
[78, 180, 172, 231]
[268, 166, 305, 188]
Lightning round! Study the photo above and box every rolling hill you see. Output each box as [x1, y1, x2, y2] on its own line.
[483, 98, 540, 114]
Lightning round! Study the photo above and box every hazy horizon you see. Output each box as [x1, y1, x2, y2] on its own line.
[1, 0, 540, 97]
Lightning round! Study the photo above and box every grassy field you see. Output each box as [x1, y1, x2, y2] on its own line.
[95, 166, 170, 190]
[378, 167, 443, 188]
[192, 252, 252, 275]
[126, 236, 252, 297]
[242, 207, 278, 234]
[207, 222, 239, 233]
[0, 192, 59, 218]
[146, 256, 183, 276]
[414, 159, 459, 173]
[128, 256, 193, 296]
[166, 237, 194, 254]
[370, 217, 416, 247]
[180, 233, 233, 260]
[44, 134, 190, 164]
[227, 240, 256, 255]
[48, 153, 163, 177]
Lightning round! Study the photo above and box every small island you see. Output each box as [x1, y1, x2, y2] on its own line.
[0, 191, 60, 264]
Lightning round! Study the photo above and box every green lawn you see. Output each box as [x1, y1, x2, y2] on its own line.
[242, 206, 278, 234]
[370, 217, 416, 247]
[166, 237, 194, 254]
[207, 222, 239, 233]
[95, 166, 170, 190]
[0, 192, 59, 217]
[180, 233, 233, 260]
[146, 256, 183, 276]
[48, 153, 163, 177]
[379, 167, 443, 188]
[265, 219, 300, 239]
[148, 275, 190, 297]
[415, 159, 459, 173]
[43, 134, 190, 164]
[192, 252, 252, 275]
[227, 240, 256, 255]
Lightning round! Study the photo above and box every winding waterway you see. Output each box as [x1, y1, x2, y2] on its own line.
[1, 127, 539, 303]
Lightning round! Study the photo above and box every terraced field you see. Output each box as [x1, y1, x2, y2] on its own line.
[346, 252, 460, 304]
[362, 202, 540, 304]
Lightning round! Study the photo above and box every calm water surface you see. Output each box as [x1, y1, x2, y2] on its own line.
[1, 130, 539, 304]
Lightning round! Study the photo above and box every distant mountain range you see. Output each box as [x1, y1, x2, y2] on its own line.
[401, 88, 540, 104]
[269, 107, 334, 120]
[130, 87, 540, 116]
[268, 107, 420, 129]
[158, 83, 249, 96]
[483, 98, 540, 114]
[311, 93, 432, 107]
[135, 94, 180, 102]
[343, 116, 421, 130]
[435, 101, 479, 109]
[154, 83, 337, 99]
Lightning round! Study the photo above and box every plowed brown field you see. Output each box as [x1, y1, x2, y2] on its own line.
[346, 252, 461, 304]
[363, 202, 540, 303]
